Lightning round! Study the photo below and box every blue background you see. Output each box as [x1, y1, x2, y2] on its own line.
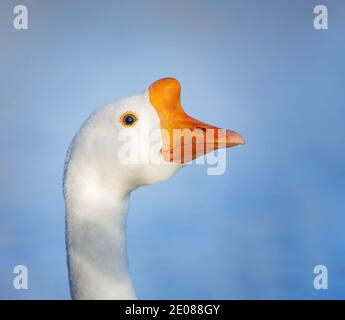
[0, 0, 344, 299]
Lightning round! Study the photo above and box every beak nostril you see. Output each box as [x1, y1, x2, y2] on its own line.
[195, 126, 207, 133]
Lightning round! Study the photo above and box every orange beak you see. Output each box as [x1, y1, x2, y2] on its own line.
[149, 78, 245, 164]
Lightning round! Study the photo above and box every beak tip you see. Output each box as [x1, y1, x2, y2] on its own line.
[226, 130, 245, 147]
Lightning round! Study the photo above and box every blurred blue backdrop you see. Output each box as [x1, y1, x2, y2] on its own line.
[0, 0, 344, 299]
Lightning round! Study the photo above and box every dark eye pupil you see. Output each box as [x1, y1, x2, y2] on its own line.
[124, 115, 135, 125]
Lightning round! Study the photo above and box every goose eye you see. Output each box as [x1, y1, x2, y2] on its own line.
[120, 112, 138, 127]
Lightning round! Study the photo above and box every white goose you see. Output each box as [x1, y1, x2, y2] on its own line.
[63, 78, 244, 299]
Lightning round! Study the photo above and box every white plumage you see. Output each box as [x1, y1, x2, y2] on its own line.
[63, 78, 244, 299]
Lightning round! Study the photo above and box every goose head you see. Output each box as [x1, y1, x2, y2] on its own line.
[64, 77, 245, 299]
[68, 77, 244, 193]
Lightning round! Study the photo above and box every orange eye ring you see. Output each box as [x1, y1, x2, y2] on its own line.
[120, 112, 138, 127]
